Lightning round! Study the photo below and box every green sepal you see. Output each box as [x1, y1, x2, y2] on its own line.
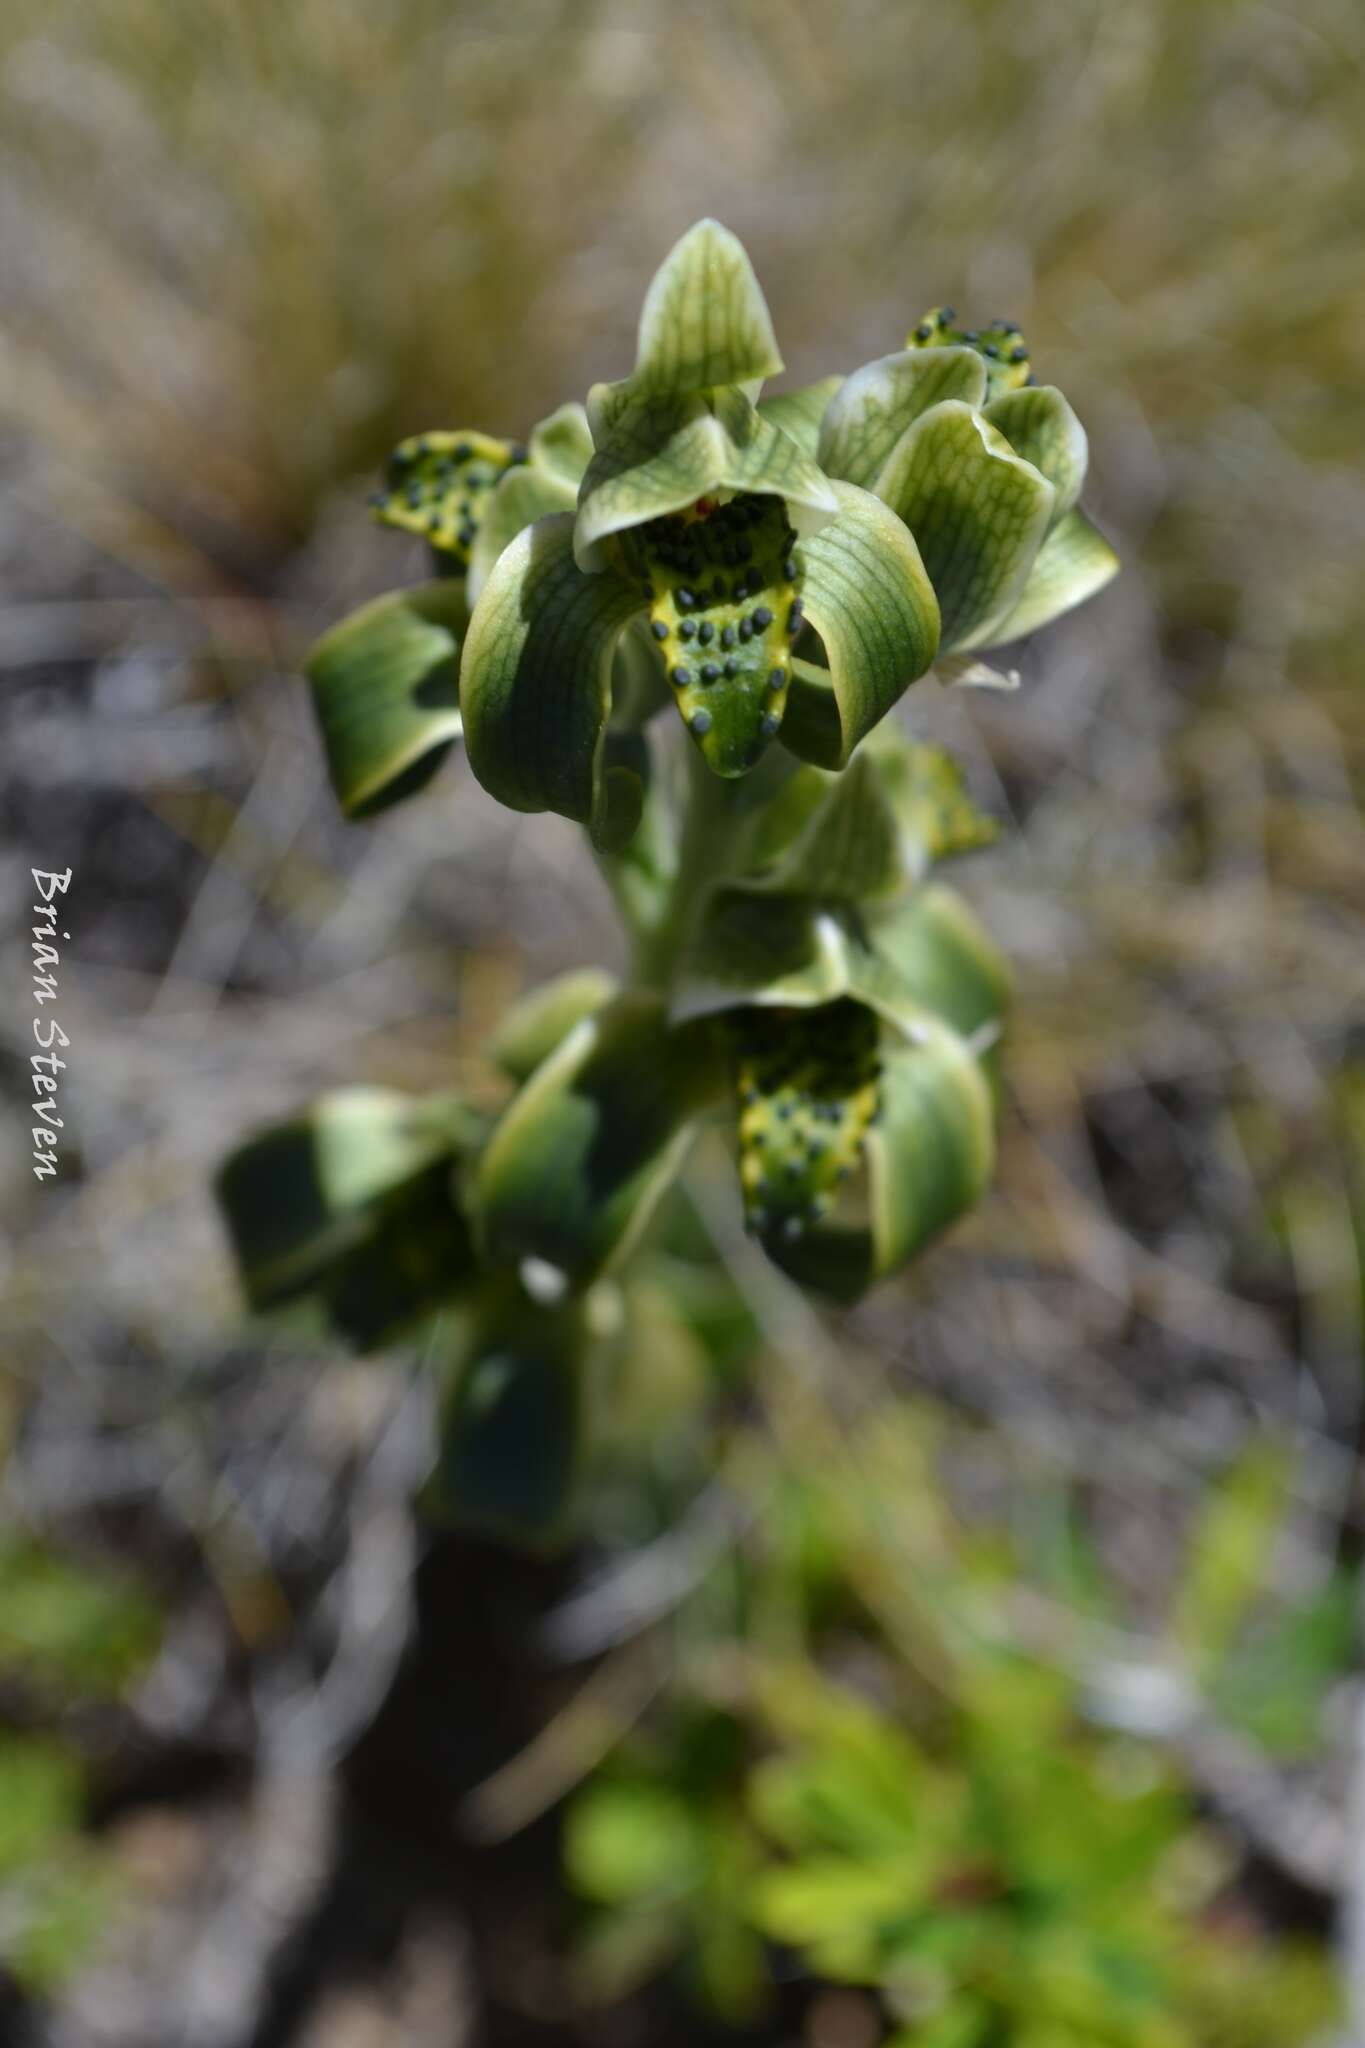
[816, 348, 987, 491]
[622, 216, 783, 405]
[732, 998, 882, 1241]
[868, 884, 1010, 1041]
[739, 753, 903, 904]
[872, 401, 1054, 652]
[460, 513, 647, 852]
[970, 507, 1119, 648]
[467, 402, 595, 601]
[215, 1088, 482, 1347]
[864, 728, 999, 880]
[763, 1019, 996, 1300]
[757, 377, 843, 458]
[304, 581, 467, 818]
[983, 384, 1088, 531]
[424, 1279, 589, 1548]
[778, 481, 940, 769]
[371, 429, 525, 568]
[575, 384, 838, 573]
[740, 735, 995, 903]
[672, 891, 932, 1039]
[489, 967, 621, 1083]
[475, 993, 725, 1287]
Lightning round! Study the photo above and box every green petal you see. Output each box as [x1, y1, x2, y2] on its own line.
[732, 999, 882, 1240]
[371, 429, 525, 568]
[459, 514, 646, 851]
[468, 464, 578, 603]
[779, 481, 940, 770]
[527, 399, 595, 486]
[757, 376, 843, 458]
[616, 492, 806, 777]
[489, 967, 621, 1083]
[467, 403, 595, 600]
[426, 1284, 586, 1546]
[764, 1020, 995, 1300]
[983, 384, 1088, 529]
[475, 994, 723, 1286]
[865, 730, 999, 880]
[873, 401, 1054, 652]
[216, 1088, 481, 1346]
[969, 507, 1119, 648]
[631, 217, 783, 400]
[304, 582, 467, 818]
[817, 348, 987, 490]
[575, 385, 838, 572]
[868, 884, 1010, 1040]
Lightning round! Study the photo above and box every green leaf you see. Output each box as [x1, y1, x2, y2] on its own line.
[216, 1087, 480, 1347]
[467, 403, 595, 600]
[1171, 1443, 1293, 1674]
[750, 1856, 927, 1946]
[567, 1780, 707, 1905]
[370, 428, 525, 567]
[764, 1021, 996, 1300]
[757, 376, 843, 458]
[970, 507, 1119, 648]
[614, 491, 808, 777]
[475, 994, 723, 1286]
[984, 385, 1088, 528]
[459, 513, 647, 852]
[427, 1288, 586, 1545]
[872, 401, 1054, 653]
[576, 384, 838, 573]
[869, 885, 1010, 1041]
[0, 1735, 84, 1880]
[488, 967, 621, 1083]
[779, 481, 940, 770]
[304, 581, 467, 818]
[0, 1544, 161, 1697]
[628, 216, 783, 402]
[817, 348, 987, 490]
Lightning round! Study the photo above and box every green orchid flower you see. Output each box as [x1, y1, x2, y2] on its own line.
[816, 304, 1119, 659]
[474, 741, 1007, 1301]
[459, 220, 941, 848]
[305, 401, 596, 817]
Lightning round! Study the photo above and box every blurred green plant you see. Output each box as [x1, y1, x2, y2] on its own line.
[562, 1407, 1345, 2045]
[219, 219, 1113, 1541]
[0, 1541, 162, 1995]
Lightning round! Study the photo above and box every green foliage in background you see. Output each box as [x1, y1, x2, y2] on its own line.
[562, 1407, 1345, 2046]
[0, 1541, 162, 1995]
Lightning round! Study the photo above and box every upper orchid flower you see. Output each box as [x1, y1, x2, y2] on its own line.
[458, 221, 940, 848]
[815, 305, 1118, 661]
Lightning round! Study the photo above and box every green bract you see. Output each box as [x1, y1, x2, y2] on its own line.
[221, 221, 1117, 1542]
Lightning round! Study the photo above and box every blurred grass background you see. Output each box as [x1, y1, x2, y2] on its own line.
[1, 0, 1364, 2042]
